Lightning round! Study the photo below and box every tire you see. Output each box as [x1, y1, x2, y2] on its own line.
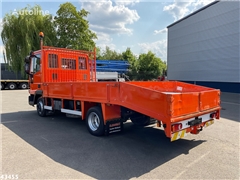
[1, 83, 4, 90]
[37, 97, 46, 117]
[8, 83, 17, 90]
[86, 106, 105, 136]
[131, 116, 151, 126]
[20, 83, 28, 89]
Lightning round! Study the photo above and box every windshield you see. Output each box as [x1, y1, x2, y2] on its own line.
[30, 54, 41, 73]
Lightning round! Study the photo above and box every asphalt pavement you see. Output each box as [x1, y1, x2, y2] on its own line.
[0, 90, 239, 179]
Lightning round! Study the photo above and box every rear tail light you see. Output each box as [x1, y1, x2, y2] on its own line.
[171, 123, 182, 132]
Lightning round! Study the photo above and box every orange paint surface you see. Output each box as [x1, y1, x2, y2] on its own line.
[28, 46, 221, 138]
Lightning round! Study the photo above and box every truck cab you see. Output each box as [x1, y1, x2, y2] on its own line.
[24, 46, 96, 106]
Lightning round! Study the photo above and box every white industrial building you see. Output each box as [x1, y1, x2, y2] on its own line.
[167, 0, 239, 93]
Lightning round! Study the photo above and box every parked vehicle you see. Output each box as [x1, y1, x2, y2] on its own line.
[1, 63, 28, 90]
[24, 32, 221, 141]
[1, 79, 29, 90]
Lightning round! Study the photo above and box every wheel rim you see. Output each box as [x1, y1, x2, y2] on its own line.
[21, 84, 27, 89]
[88, 112, 100, 131]
[37, 101, 44, 115]
[9, 84, 15, 89]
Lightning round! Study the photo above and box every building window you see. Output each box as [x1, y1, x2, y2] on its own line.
[79, 57, 87, 69]
[61, 58, 76, 69]
[48, 54, 58, 68]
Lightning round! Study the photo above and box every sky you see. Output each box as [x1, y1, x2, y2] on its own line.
[0, 0, 215, 63]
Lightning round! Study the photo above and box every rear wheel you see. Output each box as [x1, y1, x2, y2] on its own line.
[86, 106, 104, 136]
[19, 83, 28, 89]
[37, 97, 46, 117]
[1, 83, 4, 90]
[8, 83, 17, 90]
[131, 116, 151, 126]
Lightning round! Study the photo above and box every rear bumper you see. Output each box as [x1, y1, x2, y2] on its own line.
[170, 110, 220, 141]
[171, 119, 214, 141]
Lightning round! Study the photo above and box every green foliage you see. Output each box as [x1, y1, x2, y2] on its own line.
[1, 5, 57, 77]
[122, 48, 138, 79]
[96, 47, 166, 81]
[98, 46, 123, 60]
[54, 2, 97, 50]
[96, 47, 102, 60]
[1, 3, 96, 76]
[136, 51, 166, 80]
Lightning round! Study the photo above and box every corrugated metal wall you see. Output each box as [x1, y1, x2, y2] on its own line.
[167, 1, 240, 83]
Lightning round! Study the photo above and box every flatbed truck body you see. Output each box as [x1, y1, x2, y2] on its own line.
[25, 39, 220, 141]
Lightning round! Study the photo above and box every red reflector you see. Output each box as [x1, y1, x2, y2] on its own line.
[171, 123, 182, 132]
[215, 111, 220, 119]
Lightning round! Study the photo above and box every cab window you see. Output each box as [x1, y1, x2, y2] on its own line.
[30, 54, 41, 73]
[48, 54, 58, 68]
[61, 58, 76, 69]
[79, 57, 87, 69]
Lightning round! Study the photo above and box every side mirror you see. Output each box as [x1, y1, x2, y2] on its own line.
[25, 55, 30, 63]
[24, 63, 30, 74]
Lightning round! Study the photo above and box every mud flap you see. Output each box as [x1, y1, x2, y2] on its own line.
[105, 120, 123, 135]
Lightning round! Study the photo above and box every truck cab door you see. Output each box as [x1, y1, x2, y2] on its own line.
[29, 54, 42, 91]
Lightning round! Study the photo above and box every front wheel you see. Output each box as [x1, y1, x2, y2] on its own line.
[37, 97, 46, 117]
[86, 106, 105, 136]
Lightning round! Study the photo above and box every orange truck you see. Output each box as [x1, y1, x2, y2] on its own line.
[24, 33, 221, 141]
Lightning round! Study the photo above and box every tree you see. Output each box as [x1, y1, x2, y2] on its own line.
[98, 46, 123, 60]
[122, 48, 137, 79]
[54, 2, 97, 51]
[1, 5, 57, 77]
[96, 47, 167, 81]
[137, 51, 166, 80]
[96, 47, 102, 60]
